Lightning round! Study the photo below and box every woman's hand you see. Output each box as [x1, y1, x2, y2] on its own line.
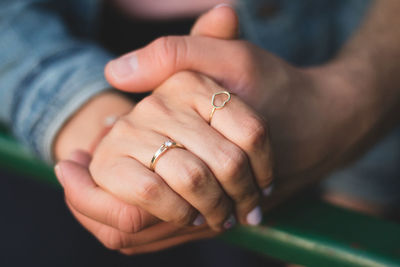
[56, 151, 217, 255]
[89, 71, 273, 231]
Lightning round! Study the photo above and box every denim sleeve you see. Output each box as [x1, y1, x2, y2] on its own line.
[0, 0, 113, 163]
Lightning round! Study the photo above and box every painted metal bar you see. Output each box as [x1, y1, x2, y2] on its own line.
[1, 129, 399, 266]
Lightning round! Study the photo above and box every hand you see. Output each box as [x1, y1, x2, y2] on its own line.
[54, 7, 269, 254]
[55, 151, 217, 255]
[89, 70, 273, 231]
[104, 6, 364, 190]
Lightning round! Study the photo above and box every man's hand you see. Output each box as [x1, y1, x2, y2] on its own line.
[104, 6, 350, 180]
[105, 2, 400, 207]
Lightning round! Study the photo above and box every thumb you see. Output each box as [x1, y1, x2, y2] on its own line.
[54, 154, 160, 233]
[190, 4, 239, 39]
[105, 5, 243, 93]
[105, 36, 247, 93]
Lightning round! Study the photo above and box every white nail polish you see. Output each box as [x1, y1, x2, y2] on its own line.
[247, 206, 262, 225]
[263, 185, 274, 196]
[223, 214, 236, 229]
[193, 214, 205, 226]
[104, 115, 118, 127]
[110, 53, 139, 79]
[213, 3, 234, 9]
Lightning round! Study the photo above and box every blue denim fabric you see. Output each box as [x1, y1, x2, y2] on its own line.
[0, 0, 113, 162]
[0, 0, 372, 164]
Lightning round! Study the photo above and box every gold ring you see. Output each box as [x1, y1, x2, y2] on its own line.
[150, 140, 184, 171]
[209, 91, 232, 124]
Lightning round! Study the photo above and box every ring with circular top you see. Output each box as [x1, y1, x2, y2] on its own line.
[209, 91, 232, 124]
[150, 140, 185, 171]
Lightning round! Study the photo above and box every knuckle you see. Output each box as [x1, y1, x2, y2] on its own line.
[209, 193, 227, 212]
[134, 178, 162, 204]
[244, 193, 261, 209]
[108, 116, 133, 139]
[174, 205, 196, 226]
[241, 116, 268, 150]
[179, 162, 209, 192]
[231, 183, 259, 204]
[118, 205, 143, 233]
[207, 194, 231, 227]
[220, 146, 248, 180]
[164, 71, 208, 94]
[261, 167, 274, 188]
[134, 95, 170, 117]
[151, 36, 185, 70]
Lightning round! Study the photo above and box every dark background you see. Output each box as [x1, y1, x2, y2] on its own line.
[0, 170, 281, 267]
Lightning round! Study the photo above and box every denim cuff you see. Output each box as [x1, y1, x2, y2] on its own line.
[13, 46, 115, 164]
[41, 79, 111, 163]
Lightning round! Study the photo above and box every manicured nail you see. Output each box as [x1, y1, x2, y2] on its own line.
[193, 214, 205, 226]
[263, 184, 274, 196]
[247, 206, 262, 225]
[104, 115, 118, 127]
[54, 164, 64, 188]
[223, 214, 236, 229]
[109, 53, 139, 79]
[213, 3, 234, 9]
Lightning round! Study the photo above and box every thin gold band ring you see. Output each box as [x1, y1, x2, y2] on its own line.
[150, 140, 184, 171]
[209, 91, 232, 124]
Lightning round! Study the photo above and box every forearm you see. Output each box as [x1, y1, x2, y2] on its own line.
[264, 1, 400, 202]
[328, 0, 400, 141]
[307, 0, 400, 165]
[54, 91, 135, 161]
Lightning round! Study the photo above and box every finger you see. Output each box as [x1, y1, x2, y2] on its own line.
[190, 4, 239, 39]
[90, 134, 199, 227]
[155, 73, 273, 224]
[135, 82, 261, 226]
[67, 201, 211, 250]
[68, 149, 92, 167]
[119, 229, 216, 255]
[55, 160, 159, 233]
[189, 75, 274, 191]
[107, 121, 234, 231]
[105, 36, 252, 95]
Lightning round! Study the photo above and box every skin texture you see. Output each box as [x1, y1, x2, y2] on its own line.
[105, 0, 400, 208]
[89, 71, 272, 230]
[55, 1, 400, 254]
[55, 6, 264, 254]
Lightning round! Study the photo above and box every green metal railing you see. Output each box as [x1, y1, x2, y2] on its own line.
[1, 128, 399, 267]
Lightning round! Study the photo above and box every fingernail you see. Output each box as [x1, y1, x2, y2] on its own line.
[263, 184, 274, 196]
[109, 53, 139, 79]
[54, 164, 64, 188]
[104, 115, 118, 127]
[213, 3, 234, 9]
[223, 214, 236, 230]
[247, 206, 262, 225]
[193, 214, 205, 226]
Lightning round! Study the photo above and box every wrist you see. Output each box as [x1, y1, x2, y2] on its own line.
[54, 91, 135, 161]
[301, 60, 396, 167]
